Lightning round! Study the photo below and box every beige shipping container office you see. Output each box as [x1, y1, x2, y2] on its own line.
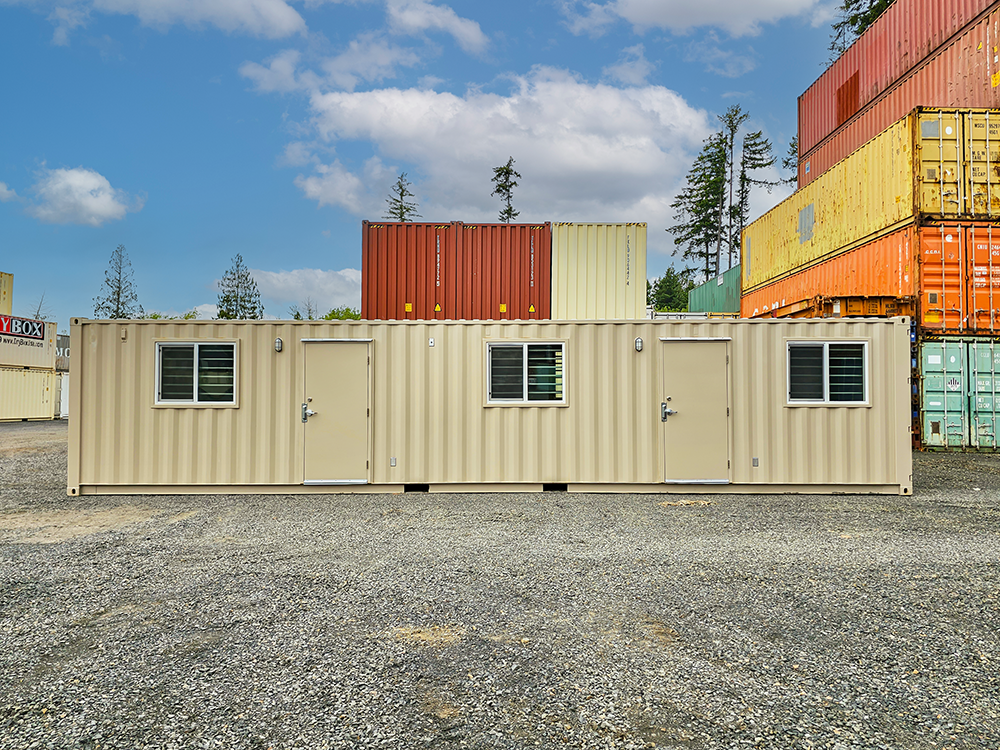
[68, 318, 912, 496]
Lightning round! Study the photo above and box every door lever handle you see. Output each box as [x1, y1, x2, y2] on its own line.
[661, 403, 678, 421]
[302, 404, 318, 422]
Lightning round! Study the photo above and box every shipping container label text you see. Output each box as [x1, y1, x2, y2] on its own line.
[0, 315, 45, 339]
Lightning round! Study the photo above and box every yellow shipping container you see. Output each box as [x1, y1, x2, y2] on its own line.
[551, 223, 646, 319]
[0, 367, 56, 421]
[0, 272, 11, 316]
[743, 108, 1000, 293]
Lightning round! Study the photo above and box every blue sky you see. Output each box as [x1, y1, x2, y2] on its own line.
[0, 0, 840, 328]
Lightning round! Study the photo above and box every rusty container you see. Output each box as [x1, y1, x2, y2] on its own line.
[361, 221, 552, 320]
[741, 221, 1000, 335]
[457, 223, 551, 320]
[799, 0, 995, 164]
[361, 221, 460, 320]
[800, 5, 1000, 187]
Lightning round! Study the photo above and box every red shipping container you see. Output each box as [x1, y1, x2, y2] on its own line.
[800, 5, 1000, 187]
[799, 0, 994, 158]
[361, 221, 459, 320]
[458, 223, 551, 320]
[361, 221, 552, 320]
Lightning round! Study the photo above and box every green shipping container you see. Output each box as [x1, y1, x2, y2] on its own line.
[920, 339, 1000, 450]
[688, 265, 741, 314]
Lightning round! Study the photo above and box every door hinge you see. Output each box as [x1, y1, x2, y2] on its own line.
[366, 460, 369, 469]
[726, 355, 729, 364]
[367, 408, 370, 417]
[727, 407, 730, 416]
[728, 460, 730, 469]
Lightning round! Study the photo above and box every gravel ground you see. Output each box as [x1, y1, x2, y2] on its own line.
[1, 421, 998, 750]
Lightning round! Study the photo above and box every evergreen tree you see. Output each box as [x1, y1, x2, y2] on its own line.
[491, 157, 521, 223]
[383, 172, 421, 222]
[670, 105, 776, 278]
[830, 0, 892, 56]
[781, 135, 799, 185]
[649, 268, 693, 312]
[216, 253, 264, 320]
[670, 132, 727, 280]
[93, 244, 143, 319]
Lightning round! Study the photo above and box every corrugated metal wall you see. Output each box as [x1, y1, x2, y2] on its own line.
[69, 318, 911, 493]
[800, 11, 1000, 186]
[742, 224, 918, 318]
[798, 0, 996, 159]
[551, 223, 647, 319]
[689, 265, 741, 313]
[0, 368, 56, 421]
[0, 319, 57, 369]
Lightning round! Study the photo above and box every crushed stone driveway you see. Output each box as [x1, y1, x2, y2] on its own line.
[1, 420, 999, 749]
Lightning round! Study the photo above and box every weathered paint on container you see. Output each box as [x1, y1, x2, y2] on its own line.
[0, 367, 56, 421]
[799, 0, 996, 161]
[551, 223, 647, 320]
[742, 222, 1000, 334]
[67, 318, 911, 496]
[800, 8, 1000, 186]
[747, 109, 1000, 293]
[458, 223, 551, 320]
[361, 221, 552, 320]
[361, 221, 459, 320]
[0, 272, 11, 316]
[920, 338, 1000, 449]
[689, 265, 741, 313]
[0, 317, 57, 369]
[742, 224, 918, 318]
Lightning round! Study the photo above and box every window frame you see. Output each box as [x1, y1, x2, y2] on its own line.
[485, 340, 567, 407]
[154, 340, 239, 408]
[786, 339, 869, 407]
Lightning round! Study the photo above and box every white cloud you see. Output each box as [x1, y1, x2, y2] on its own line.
[299, 67, 712, 229]
[251, 267, 362, 310]
[386, 0, 488, 54]
[602, 44, 653, 85]
[322, 32, 422, 90]
[0, 182, 17, 202]
[685, 34, 757, 77]
[563, 0, 821, 38]
[10, 0, 306, 43]
[194, 303, 219, 319]
[26, 166, 143, 226]
[240, 49, 319, 93]
[294, 156, 395, 215]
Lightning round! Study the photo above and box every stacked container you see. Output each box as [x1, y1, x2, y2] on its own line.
[799, 0, 1000, 187]
[688, 265, 741, 314]
[0, 310, 59, 422]
[362, 221, 646, 321]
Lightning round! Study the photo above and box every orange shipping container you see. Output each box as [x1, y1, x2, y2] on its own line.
[361, 221, 551, 320]
[742, 222, 1000, 334]
[800, 6, 1000, 187]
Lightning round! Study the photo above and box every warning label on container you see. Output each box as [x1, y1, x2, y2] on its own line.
[404, 302, 412, 313]
[434, 303, 442, 312]
[528, 304, 535, 313]
[947, 377, 961, 391]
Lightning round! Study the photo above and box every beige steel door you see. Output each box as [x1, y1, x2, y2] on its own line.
[303, 340, 370, 484]
[660, 339, 730, 483]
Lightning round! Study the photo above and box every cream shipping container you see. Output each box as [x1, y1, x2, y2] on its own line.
[1, 313, 58, 422]
[68, 318, 912, 496]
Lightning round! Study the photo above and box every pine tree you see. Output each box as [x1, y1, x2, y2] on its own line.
[216, 254, 264, 320]
[383, 172, 421, 222]
[781, 135, 799, 185]
[491, 157, 521, 223]
[670, 132, 727, 280]
[93, 244, 143, 319]
[649, 269, 693, 312]
[830, 0, 892, 56]
[670, 105, 776, 279]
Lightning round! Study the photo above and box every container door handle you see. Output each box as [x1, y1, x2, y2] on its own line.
[661, 403, 678, 421]
[302, 404, 318, 423]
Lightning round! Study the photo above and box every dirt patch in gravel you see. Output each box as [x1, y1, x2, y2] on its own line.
[0, 505, 162, 543]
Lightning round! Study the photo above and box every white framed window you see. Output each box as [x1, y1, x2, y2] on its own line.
[487, 342, 565, 404]
[156, 342, 237, 405]
[787, 341, 868, 404]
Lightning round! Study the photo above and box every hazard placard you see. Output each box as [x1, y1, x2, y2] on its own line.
[528, 304, 535, 313]
[404, 302, 412, 312]
[434, 303, 442, 312]
[499, 303, 507, 313]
